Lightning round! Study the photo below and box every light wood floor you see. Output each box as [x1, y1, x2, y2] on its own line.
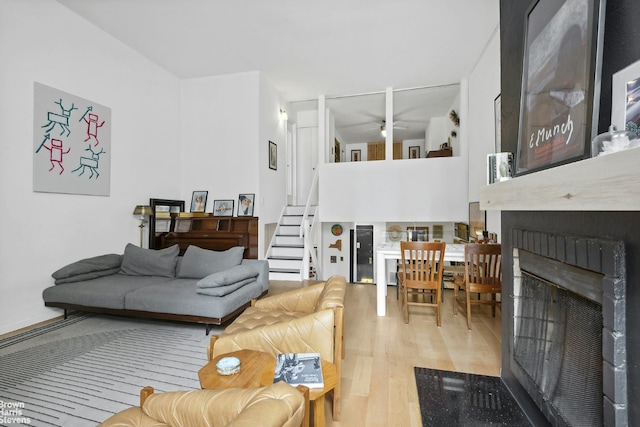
[270, 281, 502, 427]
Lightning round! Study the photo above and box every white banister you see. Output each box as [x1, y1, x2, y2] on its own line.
[300, 168, 321, 279]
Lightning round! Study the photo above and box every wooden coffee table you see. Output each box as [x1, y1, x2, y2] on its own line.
[260, 359, 337, 427]
[198, 349, 275, 389]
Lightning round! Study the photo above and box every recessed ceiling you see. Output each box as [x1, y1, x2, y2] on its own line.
[55, 0, 499, 102]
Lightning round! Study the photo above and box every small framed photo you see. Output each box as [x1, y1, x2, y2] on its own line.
[213, 199, 234, 217]
[237, 193, 255, 216]
[190, 191, 208, 212]
[351, 149, 361, 162]
[269, 141, 277, 170]
[174, 218, 192, 233]
[612, 59, 640, 139]
[409, 146, 420, 159]
[155, 218, 171, 233]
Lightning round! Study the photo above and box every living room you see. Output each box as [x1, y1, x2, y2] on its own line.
[4, 1, 640, 426]
[1, 0, 499, 335]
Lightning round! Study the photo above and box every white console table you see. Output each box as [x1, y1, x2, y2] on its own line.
[375, 243, 465, 316]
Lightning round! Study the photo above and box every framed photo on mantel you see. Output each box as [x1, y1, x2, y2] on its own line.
[515, 0, 605, 176]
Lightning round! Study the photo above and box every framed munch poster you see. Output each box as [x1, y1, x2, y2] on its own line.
[516, 0, 605, 176]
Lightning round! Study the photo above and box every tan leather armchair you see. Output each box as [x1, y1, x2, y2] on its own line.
[99, 382, 309, 427]
[208, 275, 346, 421]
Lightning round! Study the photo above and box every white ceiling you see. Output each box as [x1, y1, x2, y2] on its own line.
[55, 0, 499, 144]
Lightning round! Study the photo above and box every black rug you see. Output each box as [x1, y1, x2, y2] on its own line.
[414, 367, 530, 427]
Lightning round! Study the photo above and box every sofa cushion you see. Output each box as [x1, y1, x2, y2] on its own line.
[221, 307, 308, 336]
[52, 254, 123, 284]
[177, 245, 244, 279]
[124, 278, 263, 318]
[43, 275, 175, 310]
[196, 264, 259, 288]
[119, 243, 179, 277]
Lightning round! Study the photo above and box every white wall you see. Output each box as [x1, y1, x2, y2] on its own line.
[259, 74, 289, 251]
[467, 27, 501, 239]
[0, 0, 182, 334]
[181, 72, 260, 214]
[318, 157, 469, 223]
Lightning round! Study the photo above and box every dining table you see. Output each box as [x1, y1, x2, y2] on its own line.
[375, 242, 465, 316]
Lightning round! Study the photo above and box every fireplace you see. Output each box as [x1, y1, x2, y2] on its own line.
[497, 213, 636, 427]
[508, 229, 627, 426]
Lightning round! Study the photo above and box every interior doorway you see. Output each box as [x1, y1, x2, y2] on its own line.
[354, 225, 374, 283]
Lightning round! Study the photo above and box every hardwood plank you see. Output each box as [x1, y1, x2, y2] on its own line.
[322, 283, 501, 426]
[269, 280, 502, 426]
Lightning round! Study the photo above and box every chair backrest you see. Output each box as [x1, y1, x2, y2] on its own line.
[400, 241, 446, 286]
[464, 243, 502, 289]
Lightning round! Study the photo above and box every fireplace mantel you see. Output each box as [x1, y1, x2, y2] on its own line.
[480, 146, 640, 211]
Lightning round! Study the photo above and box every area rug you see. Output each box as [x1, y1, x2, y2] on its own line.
[414, 367, 530, 426]
[0, 313, 222, 427]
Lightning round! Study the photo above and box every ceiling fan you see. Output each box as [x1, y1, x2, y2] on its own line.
[380, 119, 409, 137]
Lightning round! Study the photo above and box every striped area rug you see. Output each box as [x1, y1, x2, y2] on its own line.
[0, 314, 222, 427]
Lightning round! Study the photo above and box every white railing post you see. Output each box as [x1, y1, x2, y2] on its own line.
[301, 218, 311, 280]
[300, 168, 321, 279]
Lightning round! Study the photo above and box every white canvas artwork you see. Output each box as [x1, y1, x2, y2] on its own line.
[33, 82, 111, 196]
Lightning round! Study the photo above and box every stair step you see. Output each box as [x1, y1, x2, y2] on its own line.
[272, 244, 304, 248]
[269, 256, 303, 261]
[270, 268, 301, 273]
[269, 271, 303, 281]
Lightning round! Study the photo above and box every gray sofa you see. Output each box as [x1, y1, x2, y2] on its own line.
[42, 244, 269, 333]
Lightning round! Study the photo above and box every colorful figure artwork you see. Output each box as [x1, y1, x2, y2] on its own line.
[33, 83, 111, 195]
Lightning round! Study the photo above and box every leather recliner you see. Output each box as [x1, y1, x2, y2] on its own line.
[98, 382, 309, 427]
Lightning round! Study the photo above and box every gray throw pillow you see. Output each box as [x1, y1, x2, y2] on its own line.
[196, 278, 255, 297]
[52, 253, 123, 280]
[196, 264, 258, 288]
[177, 245, 244, 279]
[54, 268, 121, 285]
[119, 243, 179, 277]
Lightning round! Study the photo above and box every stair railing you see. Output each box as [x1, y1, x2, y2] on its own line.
[300, 168, 321, 279]
[265, 205, 287, 259]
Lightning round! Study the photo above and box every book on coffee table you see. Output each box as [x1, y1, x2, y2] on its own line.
[273, 353, 324, 388]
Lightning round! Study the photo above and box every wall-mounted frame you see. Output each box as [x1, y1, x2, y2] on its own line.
[237, 193, 255, 217]
[516, 0, 605, 175]
[612, 58, 640, 139]
[174, 218, 192, 233]
[433, 225, 444, 240]
[454, 222, 469, 242]
[468, 201, 486, 241]
[407, 226, 428, 241]
[351, 149, 361, 162]
[213, 199, 234, 217]
[269, 141, 277, 170]
[494, 93, 502, 152]
[190, 191, 208, 212]
[149, 198, 185, 248]
[409, 146, 420, 159]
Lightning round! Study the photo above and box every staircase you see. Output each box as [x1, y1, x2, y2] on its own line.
[267, 205, 316, 281]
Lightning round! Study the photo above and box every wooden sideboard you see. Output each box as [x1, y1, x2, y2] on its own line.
[426, 147, 452, 158]
[154, 215, 259, 259]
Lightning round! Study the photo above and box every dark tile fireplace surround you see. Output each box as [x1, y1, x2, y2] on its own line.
[500, 213, 636, 426]
[498, 2, 640, 425]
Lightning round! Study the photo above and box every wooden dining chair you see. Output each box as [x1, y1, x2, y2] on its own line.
[453, 243, 502, 329]
[398, 241, 446, 326]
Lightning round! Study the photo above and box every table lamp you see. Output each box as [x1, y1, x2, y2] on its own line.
[133, 205, 153, 247]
